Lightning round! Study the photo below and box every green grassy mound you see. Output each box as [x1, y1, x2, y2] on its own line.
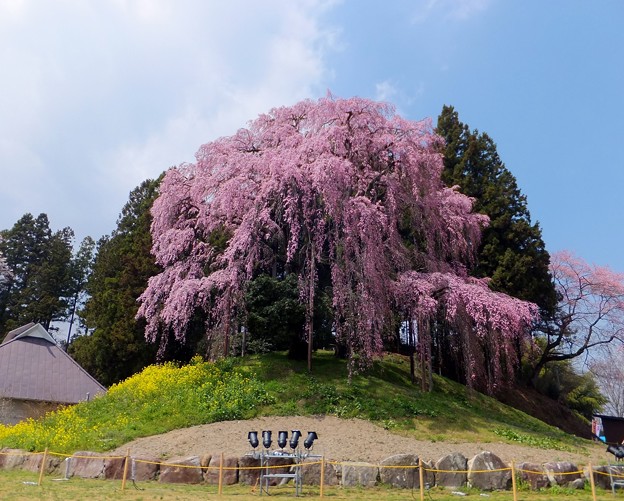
[0, 351, 589, 455]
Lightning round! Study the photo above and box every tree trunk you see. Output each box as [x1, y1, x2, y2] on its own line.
[427, 350, 433, 392]
[419, 322, 428, 393]
[223, 296, 231, 357]
[65, 291, 79, 350]
[420, 352, 427, 392]
[241, 325, 246, 357]
[307, 246, 315, 373]
[408, 320, 416, 384]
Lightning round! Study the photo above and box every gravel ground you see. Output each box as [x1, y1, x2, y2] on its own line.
[112, 415, 608, 465]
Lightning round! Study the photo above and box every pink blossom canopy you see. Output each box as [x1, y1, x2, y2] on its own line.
[137, 95, 537, 386]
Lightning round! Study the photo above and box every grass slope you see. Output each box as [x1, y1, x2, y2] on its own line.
[0, 469, 616, 501]
[244, 351, 586, 452]
[0, 351, 590, 455]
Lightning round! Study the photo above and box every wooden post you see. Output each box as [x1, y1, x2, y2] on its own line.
[588, 462, 597, 501]
[320, 456, 325, 498]
[419, 457, 425, 501]
[37, 448, 48, 486]
[218, 452, 224, 496]
[511, 460, 518, 501]
[121, 449, 130, 491]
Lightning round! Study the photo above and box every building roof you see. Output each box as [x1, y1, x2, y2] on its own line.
[594, 414, 624, 444]
[0, 323, 106, 404]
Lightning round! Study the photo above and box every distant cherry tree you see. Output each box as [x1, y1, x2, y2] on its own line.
[137, 96, 537, 390]
[530, 251, 624, 382]
[590, 347, 624, 417]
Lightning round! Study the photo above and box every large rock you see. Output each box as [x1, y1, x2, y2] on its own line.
[159, 456, 203, 484]
[543, 461, 582, 487]
[611, 464, 624, 491]
[379, 454, 433, 489]
[103, 456, 128, 480]
[204, 455, 239, 485]
[239, 454, 297, 486]
[585, 465, 611, 490]
[467, 451, 511, 491]
[587, 464, 624, 490]
[200, 454, 212, 468]
[583, 466, 611, 489]
[301, 457, 339, 486]
[517, 462, 549, 490]
[104, 456, 159, 483]
[68, 451, 106, 478]
[21, 453, 61, 475]
[0, 448, 28, 470]
[104, 455, 157, 481]
[435, 452, 467, 488]
[131, 457, 160, 481]
[266, 456, 296, 486]
[238, 455, 262, 485]
[341, 462, 378, 487]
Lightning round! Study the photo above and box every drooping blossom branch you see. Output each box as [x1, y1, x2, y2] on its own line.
[137, 95, 537, 388]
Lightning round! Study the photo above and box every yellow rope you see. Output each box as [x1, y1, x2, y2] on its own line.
[5, 446, 621, 479]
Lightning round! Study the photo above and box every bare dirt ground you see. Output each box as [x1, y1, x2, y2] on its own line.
[112, 415, 609, 465]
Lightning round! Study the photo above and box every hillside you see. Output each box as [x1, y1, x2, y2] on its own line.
[109, 351, 606, 464]
[110, 415, 606, 465]
[0, 351, 602, 462]
[498, 384, 592, 439]
[240, 351, 592, 445]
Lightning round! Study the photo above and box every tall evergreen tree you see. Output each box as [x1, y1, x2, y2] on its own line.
[436, 106, 556, 313]
[63, 236, 96, 346]
[0, 213, 74, 332]
[70, 178, 163, 385]
[0, 240, 12, 292]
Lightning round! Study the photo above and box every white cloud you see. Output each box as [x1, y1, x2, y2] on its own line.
[411, 0, 491, 23]
[0, 0, 339, 240]
[448, 0, 490, 20]
[375, 80, 398, 103]
[0, 0, 28, 18]
[374, 80, 425, 116]
[100, 0, 338, 220]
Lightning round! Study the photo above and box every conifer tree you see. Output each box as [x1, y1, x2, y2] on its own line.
[70, 178, 162, 385]
[436, 106, 556, 313]
[0, 241, 13, 314]
[0, 213, 74, 332]
[64, 236, 96, 346]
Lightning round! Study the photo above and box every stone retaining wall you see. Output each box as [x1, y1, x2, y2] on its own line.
[1, 447, 622, 491]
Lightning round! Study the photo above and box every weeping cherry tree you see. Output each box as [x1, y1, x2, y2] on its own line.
[137, 96, 537, 391]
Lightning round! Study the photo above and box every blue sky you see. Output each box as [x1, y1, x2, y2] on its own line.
[1, 0, 622, 272]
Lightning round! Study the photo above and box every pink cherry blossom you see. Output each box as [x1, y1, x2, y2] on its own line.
[137, 95, 537, 388]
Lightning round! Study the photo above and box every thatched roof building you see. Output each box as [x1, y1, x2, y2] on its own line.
[0, 323, 106, 424]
